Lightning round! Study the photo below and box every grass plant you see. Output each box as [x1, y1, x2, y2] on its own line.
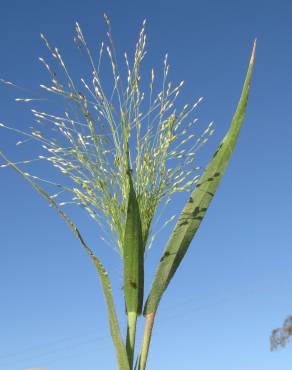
[0, 15, 256, 369]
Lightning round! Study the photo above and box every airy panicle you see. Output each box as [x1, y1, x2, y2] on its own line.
[0, 17, 213, 253]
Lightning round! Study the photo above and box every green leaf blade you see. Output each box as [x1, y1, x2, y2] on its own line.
[123, 169, 144, 315]
[144, 40, 256, 316]
[0, 152, 130, 370]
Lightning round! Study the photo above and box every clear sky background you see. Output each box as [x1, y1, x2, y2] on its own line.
[0, 1, 291, 370]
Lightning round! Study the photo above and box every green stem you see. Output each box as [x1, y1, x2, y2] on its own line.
[126, 312, 138, 368]
[138, 312, 155, 370]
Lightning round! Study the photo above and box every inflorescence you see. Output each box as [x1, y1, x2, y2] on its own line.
[0, 15, 214, 253]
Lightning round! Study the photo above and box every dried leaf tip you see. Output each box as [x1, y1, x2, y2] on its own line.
[250, 39, 257, 64]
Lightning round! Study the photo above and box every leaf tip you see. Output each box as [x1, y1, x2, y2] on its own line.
[250, 39, 257, 65]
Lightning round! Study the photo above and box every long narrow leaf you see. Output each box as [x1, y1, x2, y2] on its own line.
[123, 169, 144, 315]
[144, 40, 256, 315]
[0, 151, 130, 370]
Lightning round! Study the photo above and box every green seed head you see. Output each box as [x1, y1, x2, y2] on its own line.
[0, 17, 212, 254]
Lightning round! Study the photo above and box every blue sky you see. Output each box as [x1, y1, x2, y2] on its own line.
[0, 1, 292, 370]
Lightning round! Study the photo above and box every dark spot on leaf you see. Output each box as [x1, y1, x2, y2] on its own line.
[160, 251, 170, 262]
[212, 143, 223, 158]
[128, 279, 137, 289]
[192, 207, 200, 217]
